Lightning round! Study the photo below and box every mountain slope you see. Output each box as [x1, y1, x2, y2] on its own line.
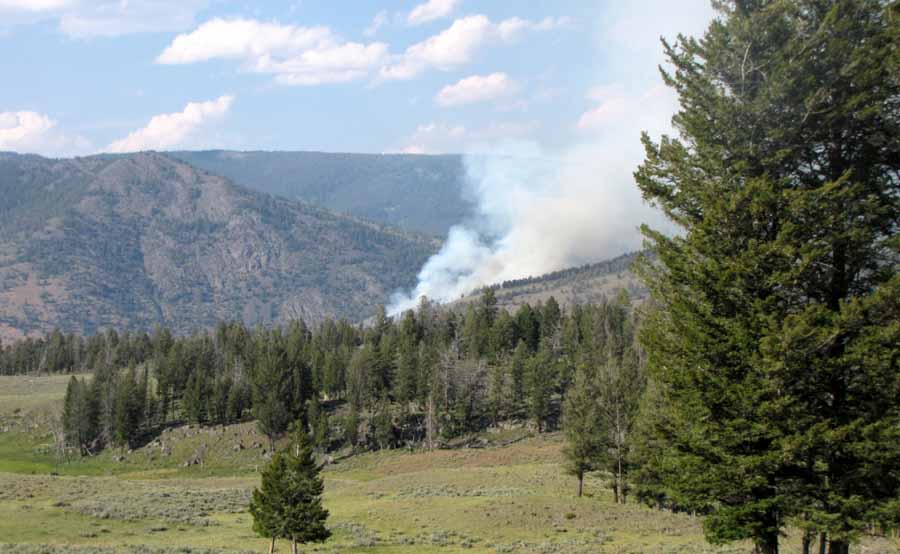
[0, 152, 437, 340]
[169, 150, 470, 236]
[453, 252, 648, 313]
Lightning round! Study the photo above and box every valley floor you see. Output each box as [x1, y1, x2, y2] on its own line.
[0, 374, 896, 554]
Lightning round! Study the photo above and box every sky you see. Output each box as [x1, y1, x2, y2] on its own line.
[0, 0, 717, 157]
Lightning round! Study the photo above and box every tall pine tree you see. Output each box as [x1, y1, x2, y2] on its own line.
[635, 2, 899, 553]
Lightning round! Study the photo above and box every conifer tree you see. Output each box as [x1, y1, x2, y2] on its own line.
[634, 1, 899, 552]
[525, 346, 554, 432]
[249, 425, 331, 554]
[562, 365, 601, 497]
[509, 340, 529, 417]
[252, 333, 292, 447]
[250, 451, 288, 554]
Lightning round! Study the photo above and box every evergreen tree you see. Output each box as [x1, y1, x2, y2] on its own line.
[509, 341, 529, 417]
[249, 426, 331, 554]
[62, 376, 98, 455]
[250, 451, 289, 554]
[594, 352, 644, 504]
[634, 2, 900, 552]
[515, 305, 540, 352]
[252, 334, 293, 447]
[487, 360, 508, 425]
[113, 369, 142, 450]
[394, 312, 420, 406]
[211, 375, 233, 426]
[281, 427, 331, 552]
[525, 346, 554, 432]
[562, 365, 601, 497]
[183, 371, 208, 425]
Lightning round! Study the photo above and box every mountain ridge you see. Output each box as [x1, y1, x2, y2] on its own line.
[169, 149, 471, 236]
[0, 151, 437, 341]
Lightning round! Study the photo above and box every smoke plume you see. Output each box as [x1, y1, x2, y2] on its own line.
[388, 135, 669, 315]
[387, 1, 714, 315]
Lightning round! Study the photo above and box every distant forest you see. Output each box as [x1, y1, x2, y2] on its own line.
[490, 252, 640, 290]
[0, 291, 642, 467]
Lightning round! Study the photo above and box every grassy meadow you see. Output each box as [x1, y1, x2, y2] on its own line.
[0, 374, 896, 554]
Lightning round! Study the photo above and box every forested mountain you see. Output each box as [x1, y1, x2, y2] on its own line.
[169, 150, 470, 237]
[0, 152, 436, 341]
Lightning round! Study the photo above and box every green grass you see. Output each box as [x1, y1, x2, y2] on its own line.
[1, 374, 897, 554]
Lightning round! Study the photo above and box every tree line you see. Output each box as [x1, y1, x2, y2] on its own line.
[24, 290, 644, 459]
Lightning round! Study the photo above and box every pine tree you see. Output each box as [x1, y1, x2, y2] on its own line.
[281, 427, 331, 553]
[113, 369, 142, 450]
[509, 340, 529, 417]
[487, 360, 508, 425]
[634, 2, 900, 552]
[249, 426, 331, 554]
[562, 365, 601, 497]
[183, 371, 208, 425]
[525, 345, 554, 432]
[252, 333, 292, 447]
[250, 451, 289, 554]
[594, 352, 644, 504]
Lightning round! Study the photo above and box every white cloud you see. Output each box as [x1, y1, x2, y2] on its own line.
[0, 110, 91, 156]
[402, 122, 467, 153]
[105, 95, 234, 153]
[398, 119, 537, 154]
[157, 18, 388, 86]
[0, 0, 207, 37]
[0, 111, 55, 148]
[436, 72, 518, 107]
[407, 0, 459, 26]
[380, 14, 568, 81]
[363, 10, 389, 37]
[496, 16, 573, 40]
[0, 0, 72, 11]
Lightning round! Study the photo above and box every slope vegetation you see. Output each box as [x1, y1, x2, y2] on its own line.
[455, 252, 648, 312]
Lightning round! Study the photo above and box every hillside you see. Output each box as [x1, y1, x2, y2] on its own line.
[2, 374, 897, 554]
[455, 252, 648, 312]
[0, 152, 436, 341]
[169, 150, 470, 237]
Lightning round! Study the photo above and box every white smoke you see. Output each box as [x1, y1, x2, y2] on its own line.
[387, 132, 670, 315]
[387, 1, 715, 315]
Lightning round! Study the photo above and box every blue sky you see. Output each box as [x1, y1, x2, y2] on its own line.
[0, 0, 715, 157]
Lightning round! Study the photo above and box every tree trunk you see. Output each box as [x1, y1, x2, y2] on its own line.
[827, 540, 848, 554]
[617, 456, 623, 504]
[577, 470, 584, 498]
[818, 533, 827, 554]
[291, 539, 298, 554]
[802, 530, 813, 554]
[612, 481, 619, 504]
[268, 537, 276, 554]
[754, 530, 778, 554]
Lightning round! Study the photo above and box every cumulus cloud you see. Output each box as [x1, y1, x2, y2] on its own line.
[407, 0, 459, 26]
[105, 95, 233, 153]
[157, 18, 388, 86]
[380, 14, 568, 81]
[436, 72, 518, 107]
[0, 110, 91, 156]
[0, 0, 207, 37]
